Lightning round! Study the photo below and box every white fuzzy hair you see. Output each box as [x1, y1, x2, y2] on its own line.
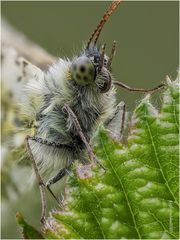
[21, 57, 116, 181]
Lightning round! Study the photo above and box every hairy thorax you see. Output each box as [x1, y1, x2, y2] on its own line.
[36, 78, 116, 149]
[22, 58, 116, 176]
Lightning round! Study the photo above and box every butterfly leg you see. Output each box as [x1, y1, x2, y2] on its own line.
[25, 135, 46, 224]
[46, 166, 71, 187]
[46, 165, 72, 205]
[63, 104, 106, 171]
[28, 136, 69, 206]
[113, 80, 165, 93]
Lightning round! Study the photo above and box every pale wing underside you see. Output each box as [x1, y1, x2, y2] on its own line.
[1, 19, 56, 69]
[1, 32, 51, 177]
[1, 18, 56, 103]
[1, 44, 44, 101]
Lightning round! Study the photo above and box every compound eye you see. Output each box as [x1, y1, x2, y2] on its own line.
[71, 56, 95, 86]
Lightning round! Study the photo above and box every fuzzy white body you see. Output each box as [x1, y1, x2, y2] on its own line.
[22, 58, 116, 180]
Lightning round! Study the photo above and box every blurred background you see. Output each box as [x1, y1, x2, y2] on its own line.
[1, 1, 179, 238]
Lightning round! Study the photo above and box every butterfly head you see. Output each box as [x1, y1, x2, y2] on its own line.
[71, 1, 122, 92]
[71, 55, 95, 87]
[71, 44, 110, 92]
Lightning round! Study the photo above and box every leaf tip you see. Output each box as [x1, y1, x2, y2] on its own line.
[166, 75, 171, 85]
[16, 211, 24, 225]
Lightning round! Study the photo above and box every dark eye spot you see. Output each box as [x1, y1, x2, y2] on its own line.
[83, 76, 88, 81]
[80, 65, 86, 73]
[17, 76, 22, 82]
[8, 91, 13, 98]
[22, 60, 28, 67]
[15, 59, 20, 66]
[76, 73, 81, 80]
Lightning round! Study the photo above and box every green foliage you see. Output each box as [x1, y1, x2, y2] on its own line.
[18, 77, 179, 239]
[16, 212, 43, 239]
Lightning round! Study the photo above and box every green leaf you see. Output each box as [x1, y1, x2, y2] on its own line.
[16, 212, 44, 239]
[43, 75, 179, 239]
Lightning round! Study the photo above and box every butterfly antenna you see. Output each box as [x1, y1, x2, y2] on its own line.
[107, 40, 117, 68]
[86, 0, 122, 50]
[98, 43, 106, 72]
